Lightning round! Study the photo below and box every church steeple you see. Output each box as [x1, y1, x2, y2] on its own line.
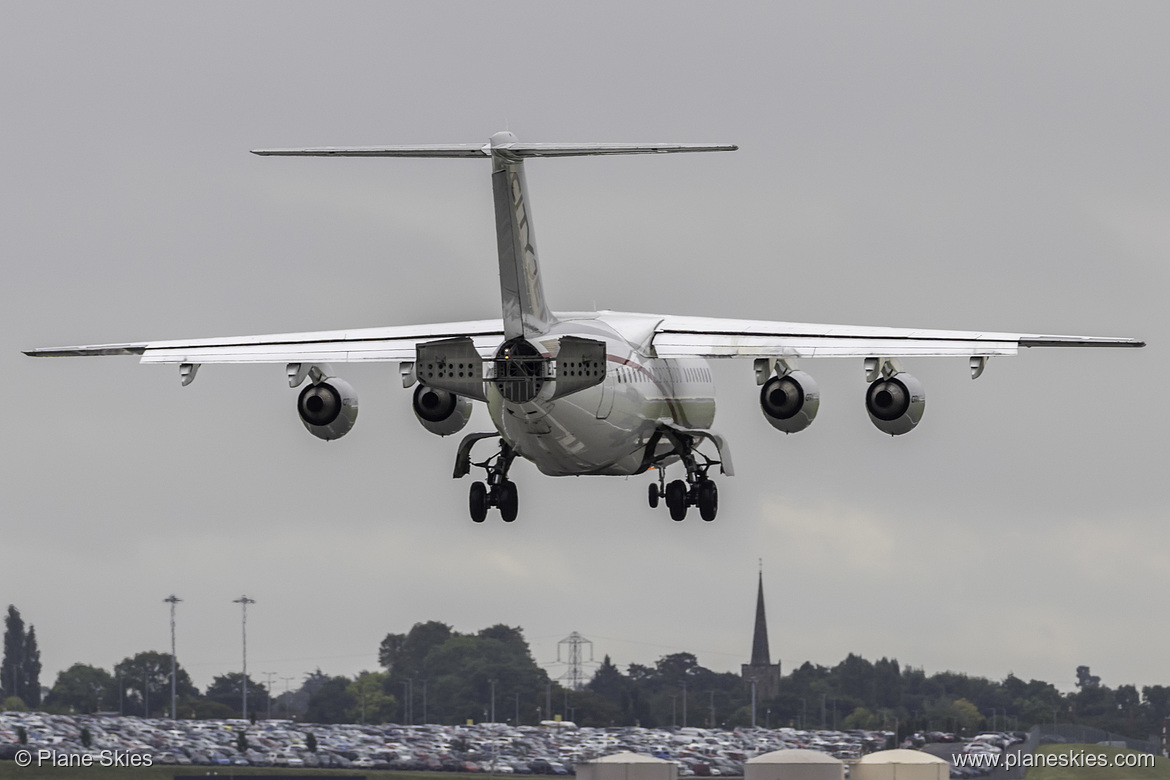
[742, 562, 781, 700]
[750, 569, 771, 666]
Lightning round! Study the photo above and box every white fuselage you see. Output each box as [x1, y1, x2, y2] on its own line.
[486, 314, 716, 476]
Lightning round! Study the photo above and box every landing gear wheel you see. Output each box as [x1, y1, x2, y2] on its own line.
[697, 480, 718, 522]
[469, 481, 488, 523]
[497, 480, 519, 523]
[648, 483, 660, 509]
[665, 480, 688, 522]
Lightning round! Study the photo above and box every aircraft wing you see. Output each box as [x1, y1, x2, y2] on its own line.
[23, 319, 505, 364]
[650, 315, 1145, 359]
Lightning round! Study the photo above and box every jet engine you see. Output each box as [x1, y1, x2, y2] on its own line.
[759, 370, 820, 433]
[297, 378, 359, 440]
[412, 385, 472, 437]
[865, 372, 925, 435]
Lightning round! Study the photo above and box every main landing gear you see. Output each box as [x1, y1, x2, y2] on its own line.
[466, 440, 519, 523]
[646, 429, 722, 522]
[648, 468, 719, 522]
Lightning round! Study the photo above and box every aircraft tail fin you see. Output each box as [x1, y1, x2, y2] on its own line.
[253, 133, 737, 340]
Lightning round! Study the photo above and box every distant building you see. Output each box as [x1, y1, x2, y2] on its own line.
[741, 570, 781, 700]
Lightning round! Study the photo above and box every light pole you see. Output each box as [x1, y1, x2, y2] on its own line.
[233, 595, 255, 719]
[263, 672, 277, 720]
[422, 679, 428, 724]
[163, 595, 181, 720]
[282, 676, 294, 717]
[750, 680, 757, 728]
[491, 679, 496, 723]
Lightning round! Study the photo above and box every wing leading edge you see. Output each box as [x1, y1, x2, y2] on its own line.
[25, 313, 1144, 364]
[23, 319, 505, 364]
[648, 314, 1145, 359]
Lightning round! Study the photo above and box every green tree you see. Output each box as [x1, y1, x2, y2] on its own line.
[21, 626, 41, 708]
[1143, 685, 1170, 720]
[204, 673, 269, 718]
[236, 729, 248, 753]
[190, 699, 235, 719]
[273, 668, 330, 718]
[347, 671, 397, 724]
[0, 606, 39, 707]
[80, 727, 92, 748]
[953, 697, 982, 733]
[306, 676, 357, 723]
[379, 622, 551, 724]
[587, 655, 630, 721]
[45, 663, 115, 714]
[379, 621, 454, 678]
[843, 706, 880, 729]
[3, 697, 28, 713]
[566, 688, 621, 726]
[654, 652, 699, 685]
[423, 631, 550, 724]
[113, 651, 197, 717]
[305, 731, 318, 753]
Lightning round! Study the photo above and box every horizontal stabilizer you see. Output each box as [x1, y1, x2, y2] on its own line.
[251, 142, 737, 158]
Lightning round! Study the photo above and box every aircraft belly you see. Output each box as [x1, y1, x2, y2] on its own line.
[484, 329, 717, 477]
[489, 383, 656, 477]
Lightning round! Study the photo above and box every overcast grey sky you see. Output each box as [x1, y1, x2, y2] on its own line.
[3, 2, 1165, 699]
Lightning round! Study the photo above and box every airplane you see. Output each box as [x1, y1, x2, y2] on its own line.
[25, 131, 1145, 523]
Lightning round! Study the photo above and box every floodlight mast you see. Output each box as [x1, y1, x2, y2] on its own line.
[233, 596, 255, 719]
[263, 671, 277, 720]
[163, 595, 181, 720]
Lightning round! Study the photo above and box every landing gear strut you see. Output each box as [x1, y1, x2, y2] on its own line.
[647, 432, 722, 522]
[466, 440, 519, 523]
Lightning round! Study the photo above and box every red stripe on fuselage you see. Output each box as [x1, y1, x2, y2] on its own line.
[606, 353, 693, 427]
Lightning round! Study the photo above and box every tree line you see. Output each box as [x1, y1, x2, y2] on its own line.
[5, 609, 1168, 743]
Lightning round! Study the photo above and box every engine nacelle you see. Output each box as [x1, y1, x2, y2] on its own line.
[297, 378, 359, 440]
[759, 370, 820, 433]
[413, 385, 472, 437]
[865, 372, 925, 436]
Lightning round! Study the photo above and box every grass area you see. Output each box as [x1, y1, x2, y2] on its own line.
[1022, 744, 1167, 779]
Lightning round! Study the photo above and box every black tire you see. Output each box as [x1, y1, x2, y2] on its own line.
[498, 480, 519, 523]
[697, 480, 718, 522]
[469, 481, 488, 523]
[648, 483, 660, 509]
[665, 480, 688, 522]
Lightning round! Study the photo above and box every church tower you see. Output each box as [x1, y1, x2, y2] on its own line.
[741, 568, 781, 700]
